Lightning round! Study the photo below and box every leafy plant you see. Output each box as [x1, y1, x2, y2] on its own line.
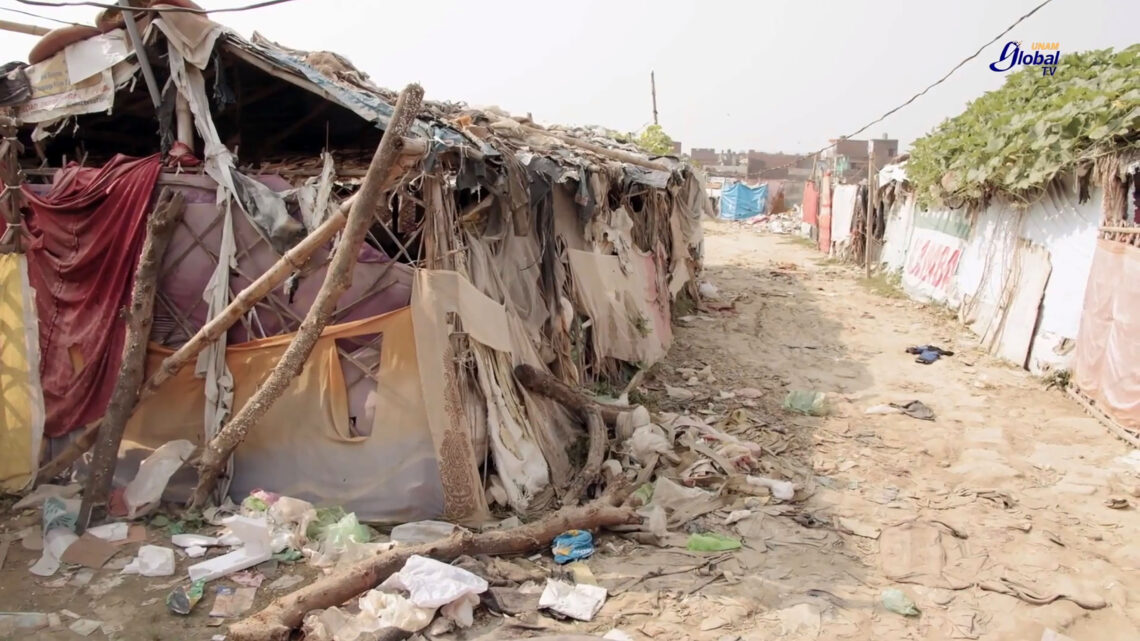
[907, 45, 1140, 208]
[636, 124, 678, 156]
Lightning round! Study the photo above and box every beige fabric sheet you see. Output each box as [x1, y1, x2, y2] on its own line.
[0, 254, 45, 492]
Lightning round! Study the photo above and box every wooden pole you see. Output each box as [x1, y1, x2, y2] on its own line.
[0, 20, 50, 36]
[523, 125, 670, 171]
[117, 0, 161, 110]
[651, 71, 659, 126]
[76, 189, 185, 532]
[865, 150, 874, 277]
[187, 84, 425, 509]
[228, 495, 637, 641]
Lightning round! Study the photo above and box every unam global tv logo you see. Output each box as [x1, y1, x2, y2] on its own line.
[989, 41, 1061, 75]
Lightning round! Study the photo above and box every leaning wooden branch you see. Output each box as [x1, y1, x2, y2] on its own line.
[75, 189, 184, 527]
[34, 116, 426, 484]
[228, 494, 638, 641]
[512, 363, 634, 426]
[186, 84, 425, 509]
[563, 408, 607, 505]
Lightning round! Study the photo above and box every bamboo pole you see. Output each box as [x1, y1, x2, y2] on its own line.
[76, 189, 185, 531]
[0, 20, 50, 36]
[187, 84, 425, 508]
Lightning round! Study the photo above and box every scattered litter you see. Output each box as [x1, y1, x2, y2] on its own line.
[310, 512, 376, 567]
[241, 489, 280, 513]
[666, 384, 696, 401]
[650, 477, 722, 527]
[12, 484, 81, 511]
[865, 404, 903, 415]
[837, 517, 882, 539]
[390, 520, 458, 545]
[1105, 497, 1130, 510]
[172, 533, 220, 548]
[882, 588, 921, 617]
[552, 530, 594, 564]
[361, 590, 435, 630]
[267, 573, 305, 592]
[629, 424, 673, 464]
[185, 545, 207, 558]
[699, 281, 720, 299]
[188, 516, 272, 582]
[566, 561, 597, 586]
[167, 580, 206, 615]
[230, 570, 265, 588]
[68, 618, 103, 637]
[68, 568, 95, 587]
[783, 390, 829, 416]
[539, 579, 607, 621]
[745, 476, 795, 501]
[687, 532, 742, 552]
[380, 555, 489, 609]
[122, 545, 176, 577]
[0, 612, 49, 631]
[61, 532, 119, 569]
[86, 522, 129, 542]
[890, 400, 935, 421]
[907, 344, 954, 365]
[604, 629, 635, 641]
[29, 526, 78, 577]
[209, 585, 257, 618]
[725, 510, 751, 525]
[124, 440, 195, 518]
[734, 388, 764, 399]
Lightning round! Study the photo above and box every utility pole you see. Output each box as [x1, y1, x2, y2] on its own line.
[0, 20, 50, 36]
[650, 71, 658, 125]
[865, 147, 875, 277]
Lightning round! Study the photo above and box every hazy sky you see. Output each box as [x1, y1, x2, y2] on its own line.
[1, 0, 1136, 154]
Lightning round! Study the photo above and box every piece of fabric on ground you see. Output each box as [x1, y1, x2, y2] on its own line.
[9, 154, 161, 437]
[0, 253, 45, 491]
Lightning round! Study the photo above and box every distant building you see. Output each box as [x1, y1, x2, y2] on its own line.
[690, 147, 719, 166]
[822, 134, 898, 182]
[671, 141, 683, 154]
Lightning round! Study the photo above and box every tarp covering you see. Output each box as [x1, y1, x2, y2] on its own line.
[718, 182, 768, 220]
[0, 254, 44, 492]
[802, 181, 819, 227]
[6, 154, 161, 437]
[1074, 239, 1140, 428]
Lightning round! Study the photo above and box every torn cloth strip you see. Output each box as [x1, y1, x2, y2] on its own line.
[10, 154, 162, 437]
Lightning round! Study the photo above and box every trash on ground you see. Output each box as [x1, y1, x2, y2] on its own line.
[185, 545, 207, 558]
[865, 404, 904, 415]
[123, 440, 196, 518]
[167, 580, 206, 615]
[172, 533, 219, 548]
[1105, 497, 1130, 509]
[380, 554, 489, 610]
[29, 526, 78, 577]
[67, 618, 102, 637]
[539, 578, 608, 621]
[783, 390, 829, 416]
[122, 545, 176, 577]
[209, 585, 257, 618]
[267, 573, 305, 592]
[566, 561, 597, 585]
[725, 510, 752, 525]
[483, 586, 543, 615]
[12, 484, 81, 511]
[390, 520, 458, 545]
[907, 344, 954, 365]
[745, 476, 796, 501]
[629, 424, 673, 465]
[734, 388, 764, 399]
[310, 512, 377, 567]
[890, 400, 935, 421]
[86, 522, 129, 542]
[603, 629, 635, 641]
[303, 590, 434, 641]
[552, 530, 594, 564]
[649, 477, 722, 528]
[240, 489, 280, 513]
[230, 570, 266, 588]
[687, 532, 742, 552]
[882, 588, 921, 617]
[0, 612, 49, 633]
[666, 384, 697, 401]
[60, 532, 119, 568]
[188, 516, 272, 582]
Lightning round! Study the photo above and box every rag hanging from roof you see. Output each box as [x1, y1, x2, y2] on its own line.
[8, 154, 161, 437]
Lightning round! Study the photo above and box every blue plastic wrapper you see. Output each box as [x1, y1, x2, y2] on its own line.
[551, 529, 594, 564]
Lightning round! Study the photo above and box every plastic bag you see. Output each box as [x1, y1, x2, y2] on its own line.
[551, 530, 594, 564]
[783, 390, 829, 416]
[882, 588, 920, 616]
[380, 554, 488, 609]
[122, 545, 176, 577]
[124, 440, 195, 518]
[358, 590, 434, 632]
[745, 476, 796, 501]
[629, 424, 672, 463]
[305, 506, 348, 540]
[686, 532, 742, 551]
[390, 520, 457, 545]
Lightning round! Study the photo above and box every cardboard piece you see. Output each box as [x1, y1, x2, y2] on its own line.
[209, 586, 256, 618]
[61, 533, 119, 569]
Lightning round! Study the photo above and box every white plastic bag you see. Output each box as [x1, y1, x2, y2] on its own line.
[124, 440, 195, 518]
[122, 545, 176, 577]
[628, 424, 671, 463]
[539, 579, 607, 621]
[358, 590, 434, 632]
[389, 520, 458, 545]
[380, 555, 488, 608]
[746, 476, 795, 501]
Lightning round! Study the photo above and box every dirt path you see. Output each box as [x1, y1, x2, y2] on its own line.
[585, 222, 1140, 641]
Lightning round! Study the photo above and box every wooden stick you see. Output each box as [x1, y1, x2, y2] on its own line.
[520, 125, 671, 172]
[187, 84, 425, 508]
[76, 189, 185, 531]
[229, 496, 637, 641]
[512, 363, 633, 426]
[562, 408, 607, 505]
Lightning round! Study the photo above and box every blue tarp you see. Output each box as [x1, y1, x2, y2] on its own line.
[718, 182, 768, 220]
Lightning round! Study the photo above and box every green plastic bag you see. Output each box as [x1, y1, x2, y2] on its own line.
[321, 513, 371, 550]
[881, 588, 920, 617]
[306, 506, 349, 540]
[783, 390, 829, 416]
[686, 532, 742, 552]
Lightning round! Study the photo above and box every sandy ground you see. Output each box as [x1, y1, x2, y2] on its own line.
[3, 220, 1140, 641]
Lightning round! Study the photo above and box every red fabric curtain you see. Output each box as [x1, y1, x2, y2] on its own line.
[8, 154, 161, 436]
[802, 181, 820, 226]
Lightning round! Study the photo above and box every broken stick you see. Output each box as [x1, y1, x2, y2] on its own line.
[228, 496, 637, 641]
[562, 408, 607, 505]
[187, 84, 425, 508]
[513, 363, 634, 426]
[76, 189, 185, 530]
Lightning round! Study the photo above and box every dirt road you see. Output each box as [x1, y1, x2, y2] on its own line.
[586, 222, 1140, 640]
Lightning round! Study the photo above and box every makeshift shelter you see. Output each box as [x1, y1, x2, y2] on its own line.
[718, 181, 767, 220]
[0, 8, 709, 522]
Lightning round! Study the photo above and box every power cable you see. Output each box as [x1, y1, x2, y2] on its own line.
[752, 0, 1056, 176]
[13, 0, 302, 15]
[0, 4, 83, 25]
